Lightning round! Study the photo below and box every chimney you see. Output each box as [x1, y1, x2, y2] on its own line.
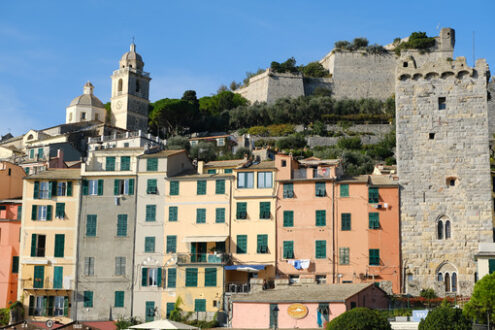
[197, 161, 204, 174]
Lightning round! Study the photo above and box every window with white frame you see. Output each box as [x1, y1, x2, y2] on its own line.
[237, 172, 254, 188]
[57, 182, 67, 196]
[84, 257, 94, 276]
[89, 180, 99, 195]
[39, 182, 50, 199]
[257, 171, 273, 188]
[38, 206, 48, 221]
[115, 257, 126, 276]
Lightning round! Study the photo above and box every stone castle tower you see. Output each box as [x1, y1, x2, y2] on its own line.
[396, 32, 493, 296]
[110, 43, 151, 131]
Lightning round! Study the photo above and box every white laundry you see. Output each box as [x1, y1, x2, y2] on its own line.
[300, 259, 310, 269]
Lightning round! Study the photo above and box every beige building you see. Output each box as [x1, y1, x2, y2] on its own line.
[65, 82, 106, 124]
[18, 169, 81, 322]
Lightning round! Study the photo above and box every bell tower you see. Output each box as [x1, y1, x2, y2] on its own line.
[110, 43, 151, 131]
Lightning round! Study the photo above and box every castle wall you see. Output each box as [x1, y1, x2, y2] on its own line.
[303, 77, 333, 96]
[396, 57, 493, 296]
[235, 70, 270, 104]
[487, 81, 495, 138]
[266, 72, 305, 104]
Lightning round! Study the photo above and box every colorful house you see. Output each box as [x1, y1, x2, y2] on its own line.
[0, 161, 25, 199]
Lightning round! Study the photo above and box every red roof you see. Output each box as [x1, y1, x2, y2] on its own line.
[80, 321, 116, 330]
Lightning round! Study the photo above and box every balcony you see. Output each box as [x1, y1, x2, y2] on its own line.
[225, 282, 250, 293]
[176, 253, 230, 265]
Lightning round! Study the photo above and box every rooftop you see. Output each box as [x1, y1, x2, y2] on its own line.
[25, 169, 81, 180]
[139, 149, 185, 158]
[204, 159, 247, 168]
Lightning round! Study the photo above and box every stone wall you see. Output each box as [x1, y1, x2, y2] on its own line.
[396, 56, 493, 296]
[487, 80, 495, 138]
[303, 77, 333, 96]
[266, 72, 305, 104]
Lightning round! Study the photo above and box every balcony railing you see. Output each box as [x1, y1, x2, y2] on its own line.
[176, 253, 230, 265]
[88, 130, 164, 144]
[292, 169, 307, 179]
[225, 283, 250, 293]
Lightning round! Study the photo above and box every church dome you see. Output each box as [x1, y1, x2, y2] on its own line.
[119, 43, 144, 70]
[69, 82, 104, 108]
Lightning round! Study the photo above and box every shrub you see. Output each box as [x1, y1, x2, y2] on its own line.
[254, 139, 276, 148]
[301, 62, 329, 78]
[327, 307, 391, 330]
[464, 271, 495, 324]
[247, 126, 269, 136]
[167, 136, 190, 151]
[394, 32, 436, 55]
[271, 57, 299, 74]
[276, 135, 307, 150]
[418, 301, 471, 330]
[115, 316, 140, 330]
[267, 124, 295, 136]
[337, 137, 362, 150]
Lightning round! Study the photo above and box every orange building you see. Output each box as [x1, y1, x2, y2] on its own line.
[0, 161, 25, 200]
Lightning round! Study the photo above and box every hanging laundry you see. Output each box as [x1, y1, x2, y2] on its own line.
[294, 260, 302, 270]
[300, 259, 310, 269]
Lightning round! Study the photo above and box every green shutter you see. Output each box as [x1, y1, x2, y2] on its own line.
[46, 205, 52, 220]
[270, 304, 278, 328]
[55, 203, 65, 219]
[315, 240, 326, 259]
[120, 156, 130, 171]
[236, 202, 247, 219]
[236, 235, 247, 254]
[117, 214, 127, 236]
[106, 157, 115, 171]
[170, 181, 179, 195]
[115, 291, 124, 307]
[33, 265, 44, 288]
[145, 301, 155, 321]
[369, 249, 380, 265]
[259, 202, 270, 219]
[114, 179, 120, 195]
[147, 179, 157, 194]
[31, 205, 37, 220]
[197, 180, 206, 195]
[205, 268, 217, 287]
[315, 182, 326, 196]
[128, 179, 134, 195]
[48, 181, 54, 198]
[54, 234, 65, 257]
[146, 205, 156, 222]
[167, 268, 176, 288]
[33, 181, 39, 199]
[12, 256, 19, 273]
[30, 234, 37, 257]
[283, 241, 294, 259]
[147, 158, 158, 171]
[82, 180, 88, 195]
[208, 169, 216, 174]
[340, 184, 349, 197]
[489, 259, 495, 274]
[215, 179, 225, 194]
[84, 291, 93, 307]
[46, 296, 53, 316]
[28, 296, 35, 316]
[341, 213, 351, 230]
[316, 210, 326, 226]
[166, 303, 175, 317]
[185, 268, 198, 287]
[157, 268, 162, 287]
[145, 237, 156, 253]
[257, 234, 268, 253]
[97, 179, 104, 195]
[142, 268, 148, 286]
[67, 181, 73, 196]
[283, 210, 294, 227]
[369, 212, 380, 229]
[215, 208, 225, 223]
[194, 299, 206, 312]
[196, 209, 206, 223]
[224, 169, 233, 174]
[167, 236, 177, 253]
[17, 205, 22, 220]
[283, 183, 294, 198]
[169, 206, 178, 222]
[86, 215, 97, 236]
[53, 266, 63, 288]
[64, 296, 69, 316]
[368, 187, 379, 203]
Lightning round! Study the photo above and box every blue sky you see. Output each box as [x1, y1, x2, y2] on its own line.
[1, 0, 494, 136]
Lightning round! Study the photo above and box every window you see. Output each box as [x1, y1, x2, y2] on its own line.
[315, 240, 326, 259]
[86, 215, 97, 236]
[451, 272, 457, 292]
[146, 205, 156, 222]
[236, 202, 247, 219]
[81, 112, 86, 120]
[257, 234, 268, 254]
[438, 97, 446, 110]
[142, 268, 162, 287]
[54, 234, 65, 258]
[197, 180, 206, 195]
[145, 301, 155, 322]
[115, 291, 124, 308]
[106, 157, 116, 171]
[170, 181, 179, 195]
[147, 158, 158, 171]
[169, 206, 178, 222]
[117, 214, 128, 237]
[166, 303, 175, 318]
[194, 299, 206, 312]
[31, 205, 52, 221]
[445, 220, 451, 239]
[215, 179, 225, 194]
[429, 133, 435, 140]
[57, 182, 68, 196]
[215, 208, 225, 223]
[369, 249, 380, 266]
[283, 210, 294, 227]
[257, 172, 273, 188]
[145, 237, 156, 253]
[208, 169, 216, 174]
[185, 268, 198, 287]
[368, 212, 380, 229]
[368, 187, 379, 203]
[84, 291, 93, 308]
[315, 182, 326, 197]
[281, 160, 287, 167]
[316, 276, 327, 285]
[115, 257, 126, 275]
[12, 256, 19, 273]
[205, 268, 217, 287]
[84, 179, 103, 196]
[30, 149, 34, 159]
[55, 203, 65, 219]
[29, 296, 68, 317]
[283, 241, 294, 259]
[120, 156, 130, 171]
[339, 247, 350, 265]
[341, 213, 351, 230]
[33, 265, 44, 288]
[84, 257, 94, 276]
[217, 138, 225, 146]
[39, 182, 50, 199]
[196, 208, 206, 223]
[316, 210, 326, 226]
[53, 266, 63, 288]
[489, 259, 495, 274]
[236, 235, 247, 254]
[282, 183, 295, 199]
[237, 172, 254, 188]
[340, 184, 349, 197]
[259, 202, 270, 219]
[17, 205, 22, 220]
[445, 273, 451, 292]
[224, 169, 233, 174]
[167, 268, 176, 288]
[147, 179, 158, 194]
[31, 234, 46, 257]
[166, 236, 177, 253]
[38, 148, 44, 159]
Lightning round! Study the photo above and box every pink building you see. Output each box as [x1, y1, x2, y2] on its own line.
[231, 283, 389, 328]
[0, 199, 22, 308]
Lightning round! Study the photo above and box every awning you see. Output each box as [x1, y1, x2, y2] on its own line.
[183, 235, 228, 243]
[224, 264, 267, 272]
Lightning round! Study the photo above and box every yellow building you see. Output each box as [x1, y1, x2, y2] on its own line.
[162, 161, 236, 321]
[19, 169, 81, 321]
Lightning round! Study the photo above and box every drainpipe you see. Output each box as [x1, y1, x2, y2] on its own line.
[332, 179, 336, 284]
[74, 177, 83, 321]
[130, 173, 138, 317]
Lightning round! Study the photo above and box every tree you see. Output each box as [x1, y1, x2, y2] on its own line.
[181, 90, 199, 111]
[271, 57, 299, 74]
[190, 142, 217, 162]
[149, 98, 198, 137]
[420, 288, 437, 308]
[167, 136, 190, 152]
[169, 297, 184, 322]
[326, 307, 391, 330]
[464, 271, 495, 325]
[418, 301, 471, 330]
[301, 62, 329, 78]
[337, 137, 362, 150]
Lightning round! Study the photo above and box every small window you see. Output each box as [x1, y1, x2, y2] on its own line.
[283, 183, 294, 198]
[438, 97, 446, 110]
[429, 133, 435, 140]
[81, 112, 86, 120]
[403, 62, 408, 67]
[281, 160, 287, 167]
[446, 177, 456, 187]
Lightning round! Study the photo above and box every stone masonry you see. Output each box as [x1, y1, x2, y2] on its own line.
[396, 54, 494, 296]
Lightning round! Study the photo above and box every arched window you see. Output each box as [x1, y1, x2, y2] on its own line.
[437, 220, 443, 239]
[445, 220, 451, 239]
[451, 272, 457, 292]
[444, 273, 450, 292]
[437, 272, 443, 282]
[136, 80, 140, 93]
[118, 79, 123, 92]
